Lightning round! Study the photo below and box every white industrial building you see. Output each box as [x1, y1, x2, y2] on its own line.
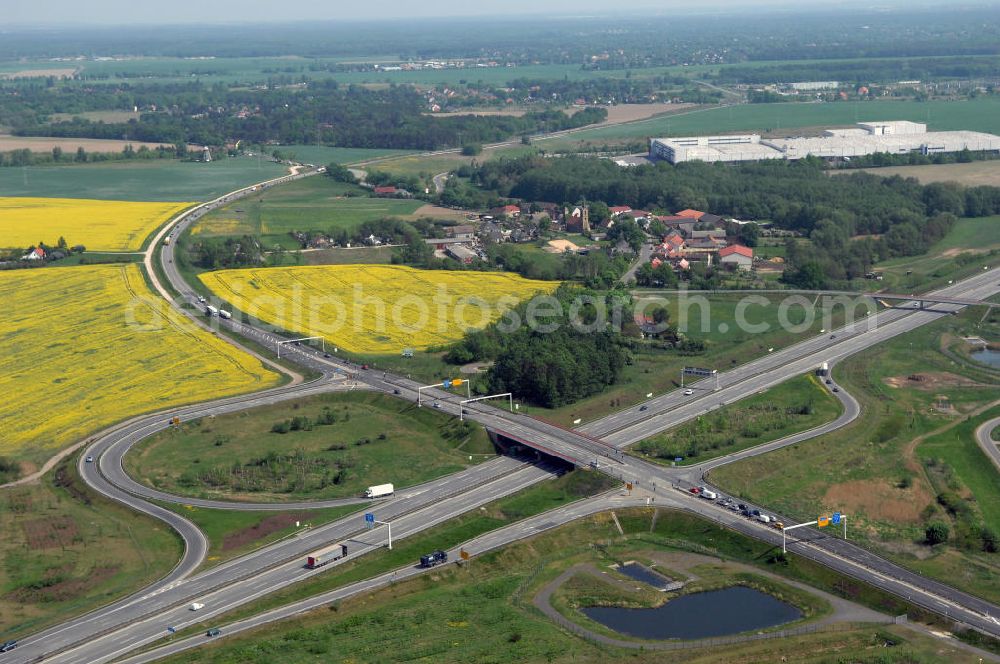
[650, 121, 1000, 164]
[788, 81, 839, 91]
[649, 134, 785, 164]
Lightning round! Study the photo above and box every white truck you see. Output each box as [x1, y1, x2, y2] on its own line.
[756, 514, 772, 524]
[219, 309, 232, 320]
[205, 305, 219, 317]
[306, 542, 348, 569]
[364, 483, 394, 499]
[700, 489, 717, 500]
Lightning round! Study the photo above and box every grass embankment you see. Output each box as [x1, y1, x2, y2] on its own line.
[158, 469, 617, 640]
[157, 507, 984, 664]
[870, 216, 1000, 294]
[0, 455, 182, 641]
[635, 373, 842, 465]
[540, 293, 852, 426]
[126, 391, 497, 503]
[711, 303, 1000, 603]
[155, 502, 363, 570]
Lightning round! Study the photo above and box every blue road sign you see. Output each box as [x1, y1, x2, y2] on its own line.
[832, 512, 841, 525]
[365, 513, 375, 524]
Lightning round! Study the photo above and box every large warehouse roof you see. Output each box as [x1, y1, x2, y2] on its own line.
[650, 121, 1000, 164]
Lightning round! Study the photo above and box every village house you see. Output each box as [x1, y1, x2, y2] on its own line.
[447, 224, 476, 241]
[446, 243, 478, 264]
[719, 244, 754, 270]
[491, 204, 522, 220]
[373, 186, 413, 198]
[22, 247, 46, 261]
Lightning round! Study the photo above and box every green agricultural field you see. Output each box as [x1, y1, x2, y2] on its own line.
[155, 506, 981, 664]
[125, 391, 497, 503]
[710, 305, 1000, 603]
[634, 373, 842, 465]
[155, 502, 362, 570]
[370, 145, 536, 178]
[0, 456, 182, 641]
[539, 97, 1000, 145]
[272, 145, 418, 165]
[539, 292, 856, 426]
[190, 176, 422, 246]
[0, 157, 288, 202]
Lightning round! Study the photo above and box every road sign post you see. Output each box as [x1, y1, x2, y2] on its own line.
[417, 379, 470, 407]
[459, 393, 513, 420]
[782, 512, 848, 553]
[681, 366, 719, 391]
[365, 513, 391, 549]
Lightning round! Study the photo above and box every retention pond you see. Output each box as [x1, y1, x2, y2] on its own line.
[582, 585, 801, 640]
[971, 348, 1000, 368]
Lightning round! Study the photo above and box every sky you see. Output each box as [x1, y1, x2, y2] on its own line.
[8, 0, 974, 26]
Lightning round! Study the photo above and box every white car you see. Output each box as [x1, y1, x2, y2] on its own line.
[683, 389, 694, 396]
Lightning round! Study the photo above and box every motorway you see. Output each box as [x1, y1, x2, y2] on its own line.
[977, 417, 1000, 473]
[12, 455, 559, 663]
[8, 164, 1000, 661]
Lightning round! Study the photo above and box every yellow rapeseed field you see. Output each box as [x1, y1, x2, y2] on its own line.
[200, 264, 559, 354]
[0, 264, 279, 459]
[0, 197, 193, 251]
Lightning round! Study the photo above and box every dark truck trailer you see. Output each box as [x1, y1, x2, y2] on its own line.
[420, 550, 448, 568]
[306, 542, 348, 569]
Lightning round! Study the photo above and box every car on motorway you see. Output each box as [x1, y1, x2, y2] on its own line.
[639, 405, 648, 411]
[361, 364, 369, 370]
[683, 389, 694, 396]
[206, 628, 221, 637]
[832, 387, 840, 392]
[85, 455, 94, 463]
[0, 641, 16, 653]
[688, 487, 701, 494]
[393, 389, 401, 395]
[323, 353, 331, 358]
[197, 295, 206, 303]
[825, 379, 832, 384]
[432, 401, 441, 409]
[829, 334, 836, 339]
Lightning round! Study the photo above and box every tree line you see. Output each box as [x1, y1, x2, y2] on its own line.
[447, 286, 633, 408]
[11, 83, 607, 151]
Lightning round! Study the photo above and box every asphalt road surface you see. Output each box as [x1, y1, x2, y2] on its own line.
[11, 165, 999, 662]
[976, 416, 1000, 473]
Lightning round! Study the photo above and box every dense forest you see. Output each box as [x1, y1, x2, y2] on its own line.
[8, 84, 607, 150]
[447, 287, 633, 408]
[472, 155, 1000, 284]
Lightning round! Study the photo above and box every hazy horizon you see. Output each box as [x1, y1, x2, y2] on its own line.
[8, 0, 998, 28]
